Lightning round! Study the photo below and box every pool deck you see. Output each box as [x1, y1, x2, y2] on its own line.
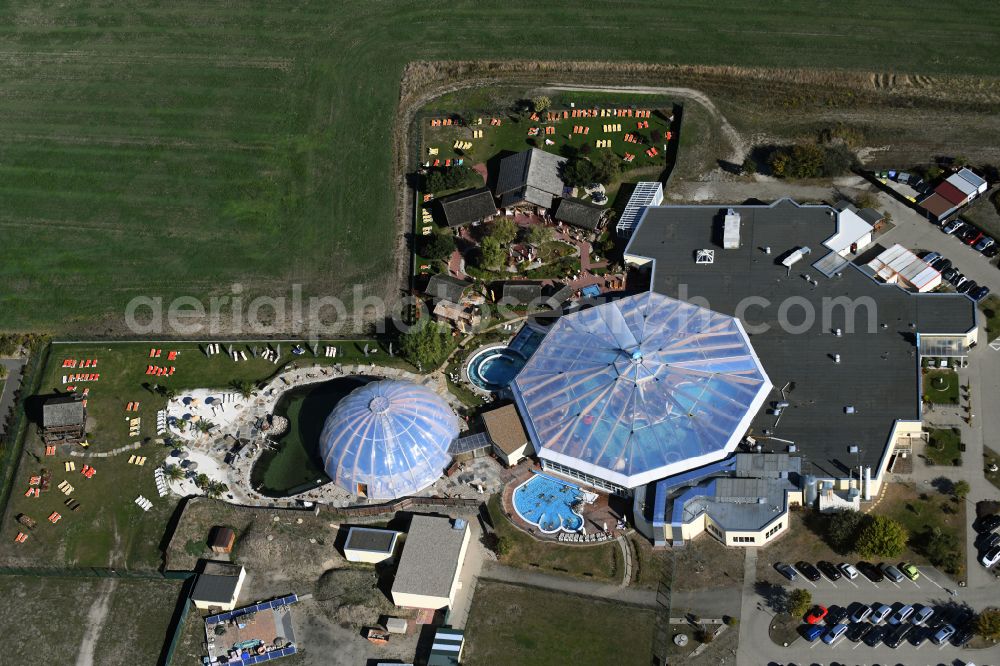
[500, 464, 626, 543]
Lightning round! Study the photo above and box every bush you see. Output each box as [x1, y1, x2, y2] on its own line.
[976, 608, 1000, 640]
[788, 588, 812, 617]
[825, 509, 865, 553]
[695, 629, 715, 644]
[400, 320, 452, 370]
[532, 96, 551, 112]
[563, 158, 596, 187]
[855, 514, 908, 559]
[767, 142, 857, 179]
[424, 165, 479, 194]
[742, 157, 757, 175]
[489, 217, 518, 245]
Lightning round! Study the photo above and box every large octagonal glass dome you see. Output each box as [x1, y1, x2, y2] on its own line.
[319, 379, 458, 500]
[511, 291, 771, 488]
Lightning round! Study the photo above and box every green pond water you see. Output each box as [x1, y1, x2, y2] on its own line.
[250, 376, 369, 496]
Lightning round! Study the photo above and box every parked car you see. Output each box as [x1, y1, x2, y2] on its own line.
[871, 603, 893, 624]
[949, 272, 966, 287]
[863, 624, 888, 646]
[942, 267, 960, 282]
[979, 514, 1000, 532]
[963, 230, 984, 246]
[849, 602, 873, 623]
[983, 243, 1000, 258]
[822, 623, 849, 645]
[981, 545, 1000, 567]
[932, 257, 952, 271]
[909, 625, 930, 646]
[803, 624, 825, 642]
[889, 604, 914, 625]
[857, 561, 884, 583]
[922, 251, 941, 264]
[912, 604, 934, 626]
[817, 560, 842, 581]
[880, 563, 905, 582]
[951, 625, 974, 647]
[899, 562, 920, 580]
[980, 532, 1000, 550]
[932, 623, 956, 645]
[952, 608, 975, 628]
[958, 279, 977, 294]
[943, 219, 964, 234]
[775, 562, 798, 581]
[885, 623, 911, 648]
[796, 561, 822, 582]
[972, 285, 991, 301]
[838, 562, 859, 580]
[846, 621, 872, 642]
[975, 235, 995, 252]
[826, 605, 848, 625]
[806, 605, 828, 624]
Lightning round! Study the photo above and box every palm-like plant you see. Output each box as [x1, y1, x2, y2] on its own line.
[231, 379, 255, 398]
[164, 464, 185, 482]
[195, 420, 215, 434]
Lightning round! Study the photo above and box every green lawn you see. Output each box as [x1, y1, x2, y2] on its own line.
[880, 481, 966, 579]
[464, 580, 655, 666]
[925, 427, 962, 466]
[2, 2, 1000, 333]
[981, 295, 1000, 342]
[923, 369, 960, 404]
[487, 494, 618, 582]
[0, 340, 410, 570]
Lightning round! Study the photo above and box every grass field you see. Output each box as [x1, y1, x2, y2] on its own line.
[2, 1, 1000, 333]
[925, 427, 962, 466]
[0, 339, 406, 570]
[463, 580, 655, 666]
[923, 369, 960, 404]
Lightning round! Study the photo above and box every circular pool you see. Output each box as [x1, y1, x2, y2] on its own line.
[466, 346, 526, 393]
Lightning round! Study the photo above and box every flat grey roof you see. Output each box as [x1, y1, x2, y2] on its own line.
[191, 574, 240, 603]
[625, 199, 976, 477]
[392, 515, 468, 601]
[345, 526, 397, 554]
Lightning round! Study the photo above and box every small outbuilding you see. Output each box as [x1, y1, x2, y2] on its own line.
[209, 526, 236, 554]
[481, 404, 534, 467]
[190, 562, 246, 611]
[553, 198, 606, 231]
[439, 187, 498, 228]
[344, 526, 400, 564]
[391, 515, 470, 610]
[425, 274, 473, 304]
[427, 627, 465, 666]
[41, 395, 87, 445]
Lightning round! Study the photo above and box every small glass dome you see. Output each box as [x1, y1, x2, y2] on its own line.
[319, 379, 458, 500]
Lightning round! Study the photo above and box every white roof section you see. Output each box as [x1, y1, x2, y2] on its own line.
[722, 209, 741, 249]
[511, 291, 771, 489]
[616, 181, 663, 236]
[946, 172, 978, 198]
[781, 247, 811, 268]
[866, 243, 942, 292]
[955, 167, 987, 194]
[824, 208, 873, 255]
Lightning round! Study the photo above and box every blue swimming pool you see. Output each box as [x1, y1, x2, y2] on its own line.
[466, 347, 526, 392]
[512, 473, 584, 533]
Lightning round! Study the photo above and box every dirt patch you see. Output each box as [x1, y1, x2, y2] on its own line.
[75, 578, 116, 666]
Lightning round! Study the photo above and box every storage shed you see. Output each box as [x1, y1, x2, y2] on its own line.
[391, 515, 470, 610]
[344, 527, 400, 564]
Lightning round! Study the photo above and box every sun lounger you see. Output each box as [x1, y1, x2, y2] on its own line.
[64, 461, 75, 471]
[48, 512, 61, 523]
[128, 455, 136, 465]
[14, 532, 27, 543]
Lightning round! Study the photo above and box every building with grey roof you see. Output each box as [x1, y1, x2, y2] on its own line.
[391, 515, 470, 610]
[495, 148, 568, 210]
[500, 281, 544, 305]
[439, 187, 497, 228]
[425, 273, 472, 304]
[553, 198, 606, 231]
[624, 199, 977, 495]
[41, 394, 87, 445]
[344, 526, 400, 564]
[191, 562, 246, 611]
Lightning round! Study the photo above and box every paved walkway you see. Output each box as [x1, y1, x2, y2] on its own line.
[478, 561, 657, 608]
[0, 358, 25, 437]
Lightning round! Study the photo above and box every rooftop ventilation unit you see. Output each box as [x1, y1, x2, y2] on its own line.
[848, 445, 859, 454]
[723, 209, 741, 249]
[844, 406, 856, 414]
[695, 249, 715, 264]
[781, 246, 812, 268]
[788, 445, 797, 453]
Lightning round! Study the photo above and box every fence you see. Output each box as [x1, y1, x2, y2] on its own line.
[0, 564, 195, 580]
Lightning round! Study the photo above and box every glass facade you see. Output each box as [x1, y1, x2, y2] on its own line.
[513, 291, 771, 488]
[319, 380, 458, 500]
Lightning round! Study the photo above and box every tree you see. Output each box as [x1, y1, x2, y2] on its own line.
[418, 231, 456, 261]
[741, 157, 757, 175]
[923, 527, 962, 574]
[953, 480, 970, 500]
[976, 608, 1000, 640]
[855, 514, 908, 559]
[788, 588, 812, 617]
[562, 158, 596, 187]
[230, 379, 255, 398]
[194, 473, 210, 489]
[532, 96, 551, 113]
[590, 149, 621, 184]
[477, 236, 505, 269]
[159, 385, 179, 401]
[825, 509, 865, 553]
[526, 225, 553, 246]
[400, 320, 451, 370]
[164, 464, 185, 482]
[424, 165, 479, 193]
[195, 419, 215, 434]
[489, 217, 518, 245]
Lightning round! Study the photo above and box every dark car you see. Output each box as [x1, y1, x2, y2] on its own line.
[927, 607, 950, 629]
[932, 257, 952, 271]
[947, 270, 965, 286]
[817, 560, 842, 582]
[952, 625, 974, 647]
[972, 285, 991, 301]
[775, 562, 798, 581]
[964, 230, 984, 246]
[885, 623, 911, 648]
[958, 279, 977, 294]
[952, 608, 974, 628]
[908, 625, 930, 646]
[863, 624, 888, 647]
[942, 267, 959, 282]
[979, 532, 1000, 550]
[846, 621, 872, 642]
[983, 244, 1000, 258]
[979, 514, 1000, 532]
[826, 605, 848, 625]
[857, 561, 884, 583]
[795, 561, 822, 582]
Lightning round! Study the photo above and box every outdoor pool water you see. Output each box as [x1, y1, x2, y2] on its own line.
[512, 473, 584, 533]
[466, 347, 525, 392]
